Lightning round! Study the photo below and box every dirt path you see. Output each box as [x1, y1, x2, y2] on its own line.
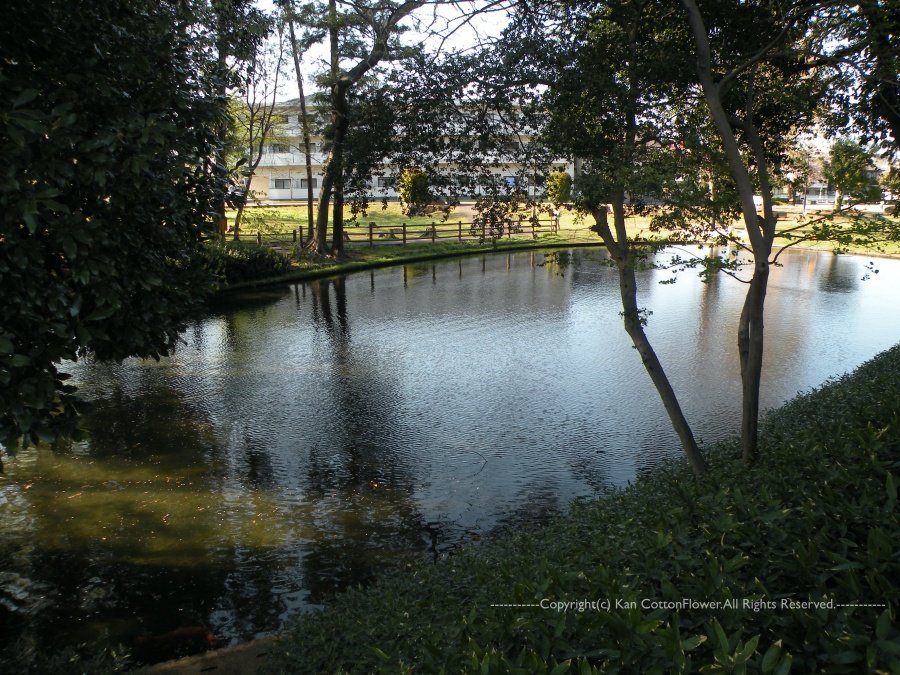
[131, 637, 277, 675]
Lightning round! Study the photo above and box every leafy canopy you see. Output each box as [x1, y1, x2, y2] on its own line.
[0, 0, 226, 454]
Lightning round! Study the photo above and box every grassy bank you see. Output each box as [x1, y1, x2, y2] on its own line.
[272, 345, 900, 674]
[216, 203, 899, 293]
[216, 235, 605, 292]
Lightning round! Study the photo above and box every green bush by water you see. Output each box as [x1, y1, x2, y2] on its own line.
[273, 345, 900, 673]
[203, 241, 290, 286]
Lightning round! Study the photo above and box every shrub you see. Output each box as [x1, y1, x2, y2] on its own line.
[202, 241, 290, 286]
[547, 170, 573, 205]
[398, 168, 430, 215]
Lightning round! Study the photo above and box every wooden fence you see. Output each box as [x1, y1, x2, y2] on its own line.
[232, 217, 560, 249]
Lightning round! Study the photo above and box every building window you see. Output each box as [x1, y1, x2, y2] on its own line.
[300, 178, 318, 189]
[376, 177, 392, 189]
[272, 178, 291, 190]
[270, 144, 290, 153]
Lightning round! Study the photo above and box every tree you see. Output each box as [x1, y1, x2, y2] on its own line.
[279, 0, 326, 244]
[398, 168, 430, 214]
[487, 0, 708, 475]
[0, 0, 226, 460]
[824, 138, 878, 208]
[229, 20, 287, 237]
[208, 0, 270, 237]
[815, 0, 900, 156]
[678, 0, 859, 460]
[546, 170, 572, 205]
[304, 0, 426, 257]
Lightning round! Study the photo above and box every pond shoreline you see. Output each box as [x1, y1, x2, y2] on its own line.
[215, 235, 900, 296]
[140, 342, 900, 673]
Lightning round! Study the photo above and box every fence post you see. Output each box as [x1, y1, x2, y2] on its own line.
[482, 221, 486, 242]
[431, 222, 436, 243]
[458, 220, 462, 241]
[369, 222, 374, 247]
[293, 229, 297, 243]
[508, 220, 512, 239]
[256, 230, 262, 245]
[531, 220, 536, 239]
[402, 222, 407, 245]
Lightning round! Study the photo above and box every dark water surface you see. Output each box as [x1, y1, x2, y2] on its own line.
[2, 247, 898, 661]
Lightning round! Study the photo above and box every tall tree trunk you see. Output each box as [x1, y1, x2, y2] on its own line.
[233, 196, 247, 237]
[682, 0, 780, 461]
[214, 32, 229, 239]
[330, 86, 349, 255]
[285, 13, 315, 243]
[310, 0, 341, 256]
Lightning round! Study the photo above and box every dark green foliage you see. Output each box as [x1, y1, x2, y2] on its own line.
[203, 241, 290, 286]
[273, 344, 900, 673]
[0, 0, 225, 453]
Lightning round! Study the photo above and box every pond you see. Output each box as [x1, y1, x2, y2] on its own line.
[2, 247, 899, 663]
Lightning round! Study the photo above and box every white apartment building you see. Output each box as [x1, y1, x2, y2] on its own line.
[249, 98, 572, 202]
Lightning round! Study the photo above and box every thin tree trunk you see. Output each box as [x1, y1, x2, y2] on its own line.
[285, 14, 315, 243]
[601, 197, 706, 476]
[233, 198, 247, 236]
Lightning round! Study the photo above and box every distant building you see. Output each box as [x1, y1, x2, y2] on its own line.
[249, 98, 572, 202]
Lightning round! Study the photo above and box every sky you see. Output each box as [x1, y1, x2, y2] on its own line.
[254, 0, 510, 101]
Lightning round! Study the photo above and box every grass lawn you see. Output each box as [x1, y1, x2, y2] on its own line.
[226, 202, 651, 241]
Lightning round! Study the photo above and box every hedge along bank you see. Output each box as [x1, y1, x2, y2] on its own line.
[270, 343, 900, 674]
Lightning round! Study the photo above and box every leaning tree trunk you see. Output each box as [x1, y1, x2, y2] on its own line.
[599, 198, 706, 476]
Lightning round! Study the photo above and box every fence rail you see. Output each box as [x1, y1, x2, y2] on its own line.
[232, 217, 561, 249]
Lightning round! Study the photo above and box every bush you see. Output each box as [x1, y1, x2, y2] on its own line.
[398, 168, 430, 216]
[202, 241, 290, 286]
[273, 345, 900, 674]
[547, 170, 573, 205]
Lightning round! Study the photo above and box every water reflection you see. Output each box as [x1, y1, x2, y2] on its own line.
[301, 277, 430, 601]
[2, 247, 899, 665]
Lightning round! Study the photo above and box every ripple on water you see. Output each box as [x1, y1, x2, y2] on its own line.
[5, 248, 900, 662]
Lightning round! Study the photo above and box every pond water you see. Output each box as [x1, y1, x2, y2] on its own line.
[1, 247, 899, 663]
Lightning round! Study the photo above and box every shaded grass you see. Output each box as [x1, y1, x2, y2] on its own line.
[271, 344, 900, 674]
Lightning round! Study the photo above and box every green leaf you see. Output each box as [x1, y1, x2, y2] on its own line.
[875, 610, 891, 641]
[13, 89, 39, 107]
[761, 644, 782, 673]
[734, 635, 759, 663]
[773, 653, 792, 675]
[710, 619, 729, 653]
[682, 635, 707, 651]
